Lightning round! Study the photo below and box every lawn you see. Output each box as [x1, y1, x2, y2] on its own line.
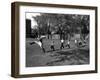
[26, 38, 89, 67]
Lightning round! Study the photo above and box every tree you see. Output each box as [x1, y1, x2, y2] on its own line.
[33, 13, 89, 40]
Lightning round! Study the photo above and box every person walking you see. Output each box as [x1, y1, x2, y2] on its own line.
[60, 38, 64, 49]
[75, 39, 78, 47]
[50, 40, 55, 51]
[66, 40, 70, 48]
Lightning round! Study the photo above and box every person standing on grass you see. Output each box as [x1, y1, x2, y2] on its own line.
[60, 38, 64, 49]
[39, 38, 45, 53]
[66, 40, 70, 48]
[75, 39, 78, 47]
[50, 40, 55, 51]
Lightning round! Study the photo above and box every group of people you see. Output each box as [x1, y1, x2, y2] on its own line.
[30, 37, 85, 53]
[50, 39, 70, 51]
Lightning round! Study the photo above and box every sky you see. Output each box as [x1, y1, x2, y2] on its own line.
[26, 13, 40, 29]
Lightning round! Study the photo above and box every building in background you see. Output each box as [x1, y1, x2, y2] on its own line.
[26, 19, 31, 38]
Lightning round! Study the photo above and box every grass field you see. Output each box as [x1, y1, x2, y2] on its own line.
[26, 38, 89, 67]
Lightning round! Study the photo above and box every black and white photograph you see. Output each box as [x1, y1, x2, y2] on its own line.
[26, 13, 90, 67]
[11, 2, 97, 77]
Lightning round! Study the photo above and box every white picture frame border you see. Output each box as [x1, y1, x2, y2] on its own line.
[20, 5, 96, 74]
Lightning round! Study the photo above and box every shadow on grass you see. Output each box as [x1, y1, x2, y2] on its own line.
[46, 49, 89, 66]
